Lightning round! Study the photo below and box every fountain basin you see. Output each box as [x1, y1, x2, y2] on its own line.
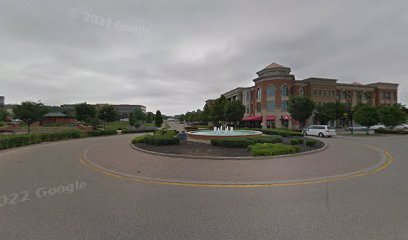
[187, 130, 262, 141]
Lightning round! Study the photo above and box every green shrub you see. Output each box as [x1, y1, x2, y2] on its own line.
[261, 129, 303, 137]
[131, 134, 151, 144]
[122, 126, 158, 133]
[375, 128, 408, 135]
[210, 135, 283, 148]
[143, 135, 180, 146]
[248, 143, 300, 156]
[87, 130, 117, 137]
[306, 139, 317, 146]
[290, 138, 304, 145]
[154, 129, 178, 137]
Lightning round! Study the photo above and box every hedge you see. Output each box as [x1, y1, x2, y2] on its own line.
[131, 134, 151, 144]
[248, 143, 300, 156]
[210, 135, 283, 148]
[0, 131, 84, 150]
[143, 135, 180, 146]
[87, 130, 118, 137]
[374, 128, 408, 135]
[122, 126, 158, 134]
[261, 129, 303, 137]
[290, 138, 304, 145]
[305, 139, 317, 146]
[154, 129, 179, 137]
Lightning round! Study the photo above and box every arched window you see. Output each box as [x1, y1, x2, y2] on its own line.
[266, 85, 275, 97]
[281, 85, 289, 97]
[300, 87, 305, 96]
[257, 88, 261, 99]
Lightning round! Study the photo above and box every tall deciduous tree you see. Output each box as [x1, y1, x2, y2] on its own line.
[287, 96, 315, 127]
[133, 109, 146, 122]
[210, 95, 227, 125]
[98, 105, 118, 122]
[314, 102, 347, 125]
[379, 105, 407, 128]
[154, 110, 163, 127]
[353, 104, 380, 134]
[75, 103, 96, 122]
[13, 101, 48, 134]
[224, 100, 245, 126]
[146, 112, 155, 123]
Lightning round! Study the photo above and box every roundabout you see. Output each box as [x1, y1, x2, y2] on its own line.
[80, 134, 392, 187]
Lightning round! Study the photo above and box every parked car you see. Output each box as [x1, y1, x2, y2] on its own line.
[346, 125, 368, 131]
[303, 125, 337, 137]
[393, 124, 408, 131]
[369, 124, 386, 130]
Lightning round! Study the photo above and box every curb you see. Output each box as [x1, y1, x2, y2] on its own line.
[130, 138, 328, 160]
[80, 141, 393, 188]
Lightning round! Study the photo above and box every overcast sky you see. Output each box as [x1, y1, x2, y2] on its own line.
[1, 0, 407, 115]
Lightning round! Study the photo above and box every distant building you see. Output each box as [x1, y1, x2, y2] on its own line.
[0, 96, 4, 108]
[61, 103, 146, 119]
[41, 112, 76, 126]
[219, 62, 399, 129]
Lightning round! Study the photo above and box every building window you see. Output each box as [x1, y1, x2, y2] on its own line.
[246, 105, 249, 113]
[281, 100, 288, 112]
[256, 102, 261, 112]
[281, 85, 289, 97]
[300, 87, 305, 96]
[257, 88, 261, 99]
[267, 101, 275, 112]
[266, 85, 275, 97]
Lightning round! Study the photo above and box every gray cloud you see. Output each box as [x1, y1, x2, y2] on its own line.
[1, 0, 407, 115]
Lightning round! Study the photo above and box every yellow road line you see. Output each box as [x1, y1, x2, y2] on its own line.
[79, 146, 394, 188]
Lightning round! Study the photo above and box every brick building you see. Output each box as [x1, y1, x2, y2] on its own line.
[220, 63, 399, 129]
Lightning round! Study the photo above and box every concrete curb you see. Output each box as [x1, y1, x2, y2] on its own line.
[129, 138, 327, 160]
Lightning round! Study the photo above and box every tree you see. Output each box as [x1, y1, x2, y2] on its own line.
[75, 103, 96, 122]
[287, 96, 315, 127]
[128, 112, 136, 127]
[210, 95, 227, 125]
[224, 100, 245, 126]
[314, 102, 347, 125]
[353, 104, 380, 134]
[146, 112, 155, 123]
[379, 105, 407, 128]
[0, 108, 9, 122]
[154, 110, 163, 127]
[133, 109, 146, 122]
[98, 105, 118, 123]
[13, 101, 48, 134]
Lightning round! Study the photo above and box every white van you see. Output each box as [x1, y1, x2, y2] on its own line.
[304, 125, 336, 137]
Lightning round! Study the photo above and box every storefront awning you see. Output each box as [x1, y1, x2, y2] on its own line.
[241, 116, 262, 121]
[266, 115, 276, 120]
[281, 115, 292, 120]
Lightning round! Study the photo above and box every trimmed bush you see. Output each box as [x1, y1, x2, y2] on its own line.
[211, 138, 255, 148]
[87, 130, 117, 137]
[154, 129, 179, 137]
[0, 131, 82, 150]
[143, 135, 180, 146]
[248, 143, 300, 156]
[290, 138, 304, 145]
[261, 129, 304, 137]
[210, 135, 283, 148]
[122, 126, 157, 134]
[305, 139, 317, 146]
[131, 134, 151, 144]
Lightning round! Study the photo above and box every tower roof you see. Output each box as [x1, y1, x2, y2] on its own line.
[263, 62, 288, 69]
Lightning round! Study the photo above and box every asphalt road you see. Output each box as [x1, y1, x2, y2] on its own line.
[0, 133, 407, 240]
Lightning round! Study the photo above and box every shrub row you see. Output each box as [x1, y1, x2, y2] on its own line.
[121, 126, 157, 134]
[374, 128, 408, 135]
[210, 135, 283, 148]
[290, 138, 304, 145]
[0, 131, 82, 150]
[143, 135, 180, 146]
[248, 143, 300, 156]
[154, 129, 179, 137]
[305, 139, 317, 146]
[261, 129, 304, 137]
[131, 134, 151, 144]
[87, 130, 118, 137]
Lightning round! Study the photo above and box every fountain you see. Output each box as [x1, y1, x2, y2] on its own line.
[187, 126, 262, 141]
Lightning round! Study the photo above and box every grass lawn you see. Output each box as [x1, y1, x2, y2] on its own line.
[105, 121, 130, 130]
